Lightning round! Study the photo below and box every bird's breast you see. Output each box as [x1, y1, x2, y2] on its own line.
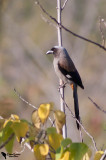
[53, 58, 68, 83]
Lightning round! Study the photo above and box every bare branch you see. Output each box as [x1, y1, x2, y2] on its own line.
[57, 0, 67, 138]
[35, 0, 106, 51]
[99, 17, 105, 47]
[59, 89, 98, 151]
[88, 97, 106, 114]
[0, 133, 14, 150]
[14, 88, 54, 125]
[14, 88, 37, 109]
[62, 0, 69, 11]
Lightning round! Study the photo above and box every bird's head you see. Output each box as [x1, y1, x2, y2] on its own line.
[46, 46, 64, 57]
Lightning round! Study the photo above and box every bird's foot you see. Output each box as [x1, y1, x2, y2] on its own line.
[58, 83, 67, 92]
[70, 84, 74, 90]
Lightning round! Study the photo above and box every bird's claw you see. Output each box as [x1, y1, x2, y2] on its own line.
[58, 83, 67, 92]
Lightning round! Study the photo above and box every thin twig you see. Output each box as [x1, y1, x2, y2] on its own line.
[99, 17, 105, 47]
[14, 88, 54, 125]
[62, 0, 69, 11]
[59, 89, 98, 151]
[14, 88, 37, 109]
[88, 97, 106, 114]
[0, 133, 14, 150]
[35, 0, 106, 51]
[41, 14, 57, 28]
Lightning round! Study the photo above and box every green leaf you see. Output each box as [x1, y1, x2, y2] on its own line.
[2, 121, 14, 153]
[5, 133, 15, 154]
[61, 138, 72, 148]
[0, 131, 3, 144]
[55, 138, 72, 160]
[0, 119, 5, 131]
[69, 143, 88, 160]
[48, 133, 63, 159]
[11, 121, 29, 142]
[21, 119, 31, 125]
[56, 147, 62, 160]
[46, 127, 57, 134]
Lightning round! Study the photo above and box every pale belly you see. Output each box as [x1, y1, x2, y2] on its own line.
[53, 59, 72, 84]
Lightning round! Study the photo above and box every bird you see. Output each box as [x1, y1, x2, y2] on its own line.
[46, 46, 84, 129]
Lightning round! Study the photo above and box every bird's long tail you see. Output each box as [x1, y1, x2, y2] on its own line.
[73, 83, 80, 130]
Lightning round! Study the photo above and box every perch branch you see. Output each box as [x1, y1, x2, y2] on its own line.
[35, 0, 106, 51]
[57, 0, 67, 138]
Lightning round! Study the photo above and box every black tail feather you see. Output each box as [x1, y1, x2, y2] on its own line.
[73, 84, 80, 130]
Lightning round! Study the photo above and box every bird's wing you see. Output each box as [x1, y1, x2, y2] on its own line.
[58, 61, 84, 89]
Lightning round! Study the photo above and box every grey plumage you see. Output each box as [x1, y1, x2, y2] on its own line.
[46, 46, 84, 129]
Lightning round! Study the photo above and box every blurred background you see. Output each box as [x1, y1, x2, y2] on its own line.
[0, 0, 106, 159]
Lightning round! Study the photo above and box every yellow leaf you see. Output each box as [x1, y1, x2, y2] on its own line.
[3, 114, 20, 128]
[39, 144, 49, 156]
[83, 149, 92, 160]
[34, 144, 49, 160]
[38, 103, 51, 123]
[32, 110, 41, 130]
[59, 151, 70, 160]
[11, 121, 29, 142]
[10, 114, 20, 120]
[48, 133, 63, 159]
[94, 151, 104, 160]
[54, 110, 66, 134]
[83, 153, 90, 160]
[3, 120, 9, 128]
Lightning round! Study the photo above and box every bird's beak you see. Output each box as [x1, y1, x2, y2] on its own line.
[46, 50, 53, 55]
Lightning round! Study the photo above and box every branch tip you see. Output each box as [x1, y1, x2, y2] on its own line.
[35, 0, 106, 51]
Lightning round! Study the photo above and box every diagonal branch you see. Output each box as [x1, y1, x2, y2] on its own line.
[0, 133, 14, 150]
[88, 97, 106, 114]
[59, 89, 98, 151]
[14, 88, 54, 125]
[35, 0, 106, 51]
[14, 88, 37, 109]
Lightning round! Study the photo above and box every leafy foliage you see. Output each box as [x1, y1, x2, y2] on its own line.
[0, 103, 105, 159]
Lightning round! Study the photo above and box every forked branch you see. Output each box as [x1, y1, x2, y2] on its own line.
[61, 0, 69, 11]
[35, 0, 106, 51]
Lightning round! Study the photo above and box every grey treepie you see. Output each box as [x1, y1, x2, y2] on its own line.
[46, 46, 84, 129]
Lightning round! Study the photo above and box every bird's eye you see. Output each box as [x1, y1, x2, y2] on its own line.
[51, 47, 55, 51]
